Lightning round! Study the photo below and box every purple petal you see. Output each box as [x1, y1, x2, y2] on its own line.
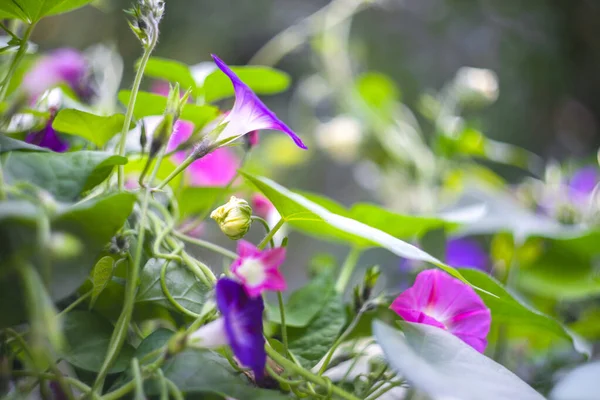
[446, 238, 488, 271]
[211, 54, 307, 149]
[390, 269, 491, 353]
[215, 278, 266, 380]
[25, 123, 69, 152]
[569, 166, 598, 203]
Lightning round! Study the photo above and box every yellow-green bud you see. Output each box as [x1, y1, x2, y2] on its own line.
[210, 196, 253, 240]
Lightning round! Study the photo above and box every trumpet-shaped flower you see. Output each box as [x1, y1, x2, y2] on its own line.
[211, 54, 307, 149]
[25, 113, 68, 152]
[446, 238, 488, 271]
[189, 278, 266, 380]
[167, 120, 239, 186]
[569, 166, 598, 205]
[23, 48, 91, 100]
[390, 269, 491, 353]
[230, 240, 287, 297]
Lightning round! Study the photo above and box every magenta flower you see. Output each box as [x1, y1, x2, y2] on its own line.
[230, 240, 287, 298]
[251, 194, 275, 219]
[446, 238, 488, 271]
[22, 48, 91, 100]
[167, 120, 239, 186]
[189, 277, 266, 380]
[390, 269, 491, 353]
[25, 112, 69, 152]
[211, 55, 307, 149]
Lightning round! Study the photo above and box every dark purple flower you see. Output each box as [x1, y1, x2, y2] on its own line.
[446, 238, 488, 271]
[22, 48, 90, 100]
[569, 166, 598, 204]
[25, 113, 69, 152]
[211, 54, 307, 149]
[189, 278, 266, 380]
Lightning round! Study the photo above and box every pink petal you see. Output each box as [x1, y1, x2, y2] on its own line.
[185, 147, 239, 186]
[167, 120, 194, 153]
[237, 240, 259, 258]
[257, 247, 286, 271]
[252, 194, 274, 219]
[263, 270, 287, 292]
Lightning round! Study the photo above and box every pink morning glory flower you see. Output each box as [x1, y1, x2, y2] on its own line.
[167, 120, 239, 186]
[210, 54, 307, 149]
[23, 48, 91, 100]
[390, 269, 491, 353]
[446, 238, 489, 271]
[189, 277, 266, 380]
[230, 240, 287, 298]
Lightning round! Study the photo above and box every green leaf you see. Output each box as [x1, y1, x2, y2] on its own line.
[0, 0, 92, 22]
[136, 258, 210, 315]
[267, 270, 335, 327]
[373, 321, 545, 400]
[355, 72, 400, 113]
[126, 330, 287, 399]
[2, 151, 127, 201]
[52, 109, 129, 147]
[240, 171, 467, 282]
[141, 57, 196, 92]
[287, 292, 346, 368]
[177, 186, 229, 219]
[203, 66, 290, 103]
[118, 90, 219, 130]
[550, 361, 600, 400]
[89, 256, 114, 308]
[459, 268, 591, 356]
[0, 193, 136, 328]
[61, 310, 135, 373]
[0, 135, 49, 153]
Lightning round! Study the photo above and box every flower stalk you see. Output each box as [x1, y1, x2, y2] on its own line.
[0, 22, 35, 104]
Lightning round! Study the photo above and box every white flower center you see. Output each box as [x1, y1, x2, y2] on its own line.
[236, 257, 266, 287]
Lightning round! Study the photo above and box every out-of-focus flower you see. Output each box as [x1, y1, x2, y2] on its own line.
[446, 238, 488, 271]
[210, 55, 306, 149]
[252, 194, 287, 245]
[246, 130, 259, 148]
[189, 278, 266, 380]
[25, 110, 69, 152]
[230, 240, 286, 297]
[167, 120, 239, 186]
[210, 196, 253, 240]
[568, 166, 598, 205]
[315, 115, 363, 164]
[390, 269, 491, 353]
[23, 48, 91, 100]
[453, 66, 499, 108]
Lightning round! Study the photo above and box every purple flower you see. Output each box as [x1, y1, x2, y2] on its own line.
[390, 269, 491, 353]
[569, 166, 598, 205]
[446, 238, 488, 271]
[211, 55, 307, 149]
[25, 112, 69, 152]
[189, 278, 266, 380]
[22, 48, 90, 100]
[230, 240, 287, 297]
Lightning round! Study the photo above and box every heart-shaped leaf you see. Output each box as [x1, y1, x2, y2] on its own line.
[52, 109, 130, 147]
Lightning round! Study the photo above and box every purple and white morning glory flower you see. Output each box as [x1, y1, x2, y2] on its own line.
[189, 277, 266, 380]
[210, 54, 307, 149]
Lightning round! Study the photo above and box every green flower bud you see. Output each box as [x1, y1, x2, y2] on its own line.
[210, 196, 253, 240]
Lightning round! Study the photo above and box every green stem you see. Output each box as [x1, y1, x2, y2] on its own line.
[156, 369, 169, 400]
[0, 22, 35, 103]
[166, 379, 184, 400]
[173, 238, 216, 285]
[252, 216, 275, 248]
[257, 217, 285, 250]
[276, 291, 289, 355]
[58, 291, 92, 316]
[11, 371, 97, 399]
[132, 359, 145, 400]
[116, 31, 159, 190]
[335, 247, 362, 293]
[365, 382, 402, 400]
[318, 309, 364, 375]
[154, 152, 196, 191]
[0, 162, 6, 201]
[92, 148, 167, 393]
[160, 260, 201, 318]
[101, 381, 136, 400]
[173, 230, 237, 259]
[265, 345, 361, 400]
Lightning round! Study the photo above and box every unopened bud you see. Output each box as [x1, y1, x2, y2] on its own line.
[453, 67, 499, 108]
[210, 196, 253, 240]
[49, 232, 82, 260]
